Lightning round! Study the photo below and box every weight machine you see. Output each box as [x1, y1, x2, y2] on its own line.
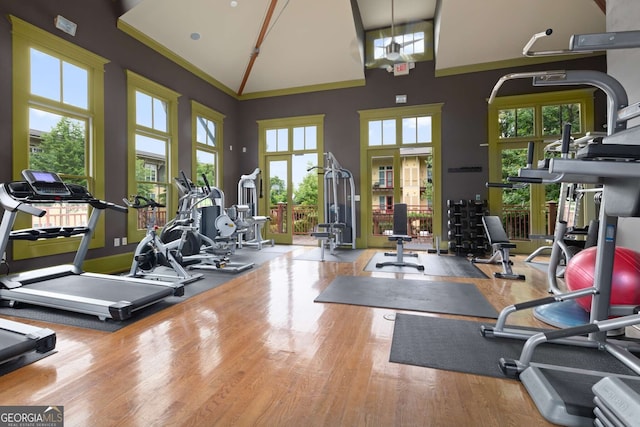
[523, 134, 603, 287]
[236, 168, 273, 250]
[481, 28, 640, 427]
[310, 152, 356, 260]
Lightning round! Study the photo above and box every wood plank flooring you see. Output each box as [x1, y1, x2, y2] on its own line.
[0, 247, 564, 426]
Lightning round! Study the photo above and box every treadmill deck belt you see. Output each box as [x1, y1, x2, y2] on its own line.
[25, 274, 174, 301]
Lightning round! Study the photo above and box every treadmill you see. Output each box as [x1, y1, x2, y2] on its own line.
[0, 317, 55, 365]
[0, 170, 184, 321]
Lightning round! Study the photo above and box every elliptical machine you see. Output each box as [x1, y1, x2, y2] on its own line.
[172, 172, 254, 273]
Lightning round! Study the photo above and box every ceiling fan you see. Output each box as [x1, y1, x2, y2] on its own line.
[385, 0, 403, 61]
[385, 0, 420, 63]
[384, 0, 419, 74]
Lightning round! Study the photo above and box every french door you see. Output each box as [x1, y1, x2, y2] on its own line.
[359, 104, 442, 250]
[258, 115, 324, 245]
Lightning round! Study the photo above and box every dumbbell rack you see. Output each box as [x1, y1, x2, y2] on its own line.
[447, 199, 489, 256]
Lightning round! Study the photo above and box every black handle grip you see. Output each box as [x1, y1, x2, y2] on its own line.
[180, 170, 193, 190]
[201, 173, 211, 192]
[508, 176, 543, 184]
[486, 182, 515, 188]
[561, 123, 572, 155]
[527, 141, 535, 167]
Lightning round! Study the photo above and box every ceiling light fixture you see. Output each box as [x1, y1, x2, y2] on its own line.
[54, 15, 77, 36]
[385, 0, 401, 61]
[190, 32, 201, 40]
[230, 0, 238, 7]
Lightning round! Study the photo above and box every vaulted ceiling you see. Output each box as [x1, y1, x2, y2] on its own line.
[117, 0, 606, 97]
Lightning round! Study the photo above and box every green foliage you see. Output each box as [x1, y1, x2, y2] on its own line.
[501, 148, 529, 206]
[134, 159, 156, 200]
[270, 176, 287, 205]
[196, 162, 216, 187]
[499, 108, 534, 138]
[542, 104, 580, 136]
[294, 170, 318, 205]
[29, 117, 85, 175]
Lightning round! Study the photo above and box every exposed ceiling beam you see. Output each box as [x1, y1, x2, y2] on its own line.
[594, 0, 606, 13]
[237, 0, 279, 96]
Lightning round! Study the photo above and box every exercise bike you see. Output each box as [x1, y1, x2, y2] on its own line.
[123, 195, 203, 284]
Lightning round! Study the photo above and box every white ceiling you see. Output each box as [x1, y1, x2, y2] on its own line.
[118, 0, 605, 97]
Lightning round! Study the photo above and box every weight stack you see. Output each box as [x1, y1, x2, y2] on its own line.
[592, 376, 640, 426]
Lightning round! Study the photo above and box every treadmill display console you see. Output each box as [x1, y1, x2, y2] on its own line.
[21, 170, 71, 197]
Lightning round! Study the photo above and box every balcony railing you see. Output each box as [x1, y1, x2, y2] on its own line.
[372, 205, 433, 238]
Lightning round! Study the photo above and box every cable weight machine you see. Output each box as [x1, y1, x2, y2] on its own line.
[236, 168, 273, 250]
[310, 152, 356, 260]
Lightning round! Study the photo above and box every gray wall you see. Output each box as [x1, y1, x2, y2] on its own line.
[0, 0, 608, 271]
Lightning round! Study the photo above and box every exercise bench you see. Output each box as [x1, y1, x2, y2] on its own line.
[376, 204, 424, 271]
[472, 215, 525, 280]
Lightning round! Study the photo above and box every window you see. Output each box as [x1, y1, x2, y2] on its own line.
[498, 107, 534, 138]
[292, 126, 317, 151]
[365, 21, 433, 69]
[498, 102, 583, 140]
[379, 166, 393, 187]
[487, 89, 595, 250]
[373, 31, 425, 60]
[368, 115, 433, 147]
[542, 103, 581, 136]
[192, 101, 225, 188]
[266, 128, 289, 152]
[126, 71, 180, 238]
[11, 16, 108, 259]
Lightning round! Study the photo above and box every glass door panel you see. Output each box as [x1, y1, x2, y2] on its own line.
[292, 153, 319, 240]
[368, 152, 396, 247]
[265, 157, 291, 244]
[399, 148, 433, 247]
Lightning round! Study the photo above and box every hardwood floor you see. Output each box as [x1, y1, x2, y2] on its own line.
[0, 247, 562, 426]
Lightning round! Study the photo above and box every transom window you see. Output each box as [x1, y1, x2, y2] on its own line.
[266, 128, 290, 152]
[368, 115, 432, 146]
[498, 102, 582, 139]
[30, 48, 88, 109]
[373, 31, 425, 60]
[292, 126, 317, 151]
